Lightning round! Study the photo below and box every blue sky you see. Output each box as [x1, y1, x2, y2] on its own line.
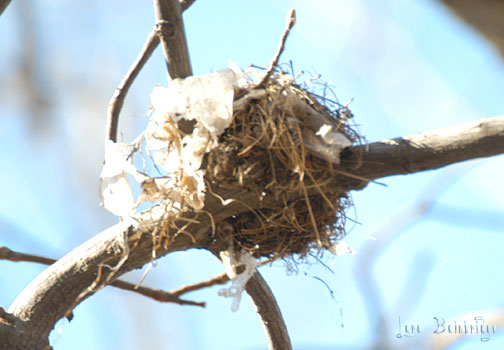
[1, 1, 504, 349]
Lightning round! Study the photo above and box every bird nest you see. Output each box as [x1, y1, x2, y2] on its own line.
[101, 67, 361, 262]
[204, 71, 361, 259]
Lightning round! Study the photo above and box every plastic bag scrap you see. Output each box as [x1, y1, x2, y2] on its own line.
[99, 140, 136, 218]
[328, 241, 356, 256]
[218, 250, 259, 312]
[99, 64, 252, 219]
[150, 69, 236, 140]
[284, 90, 352, 164]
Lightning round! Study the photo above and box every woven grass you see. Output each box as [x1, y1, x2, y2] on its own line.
[205, 71, 361, 259]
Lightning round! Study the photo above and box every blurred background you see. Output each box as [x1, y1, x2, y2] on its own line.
[1, 0, 503, 349]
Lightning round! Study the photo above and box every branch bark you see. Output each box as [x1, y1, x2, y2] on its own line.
[246, 272, 292, 350]
[4, 115, 504, 349]
[106, 29, 159, 142]
[0, 246, 207, 307]
[154, 0, 192, 79]
[440, 0, 504, 58]
[342, 116, 504, 182]
[0, 0, 11, 16]
[106, 0, 196, 142]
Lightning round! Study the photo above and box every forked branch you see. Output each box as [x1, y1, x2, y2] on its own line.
[0, 246, 220, 307]
[5, 114, 504, 349]
[107, 0, 196, 142]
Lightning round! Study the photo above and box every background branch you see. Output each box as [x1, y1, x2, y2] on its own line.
[354, 169, 464, 349]
[440, 0, 504, 58]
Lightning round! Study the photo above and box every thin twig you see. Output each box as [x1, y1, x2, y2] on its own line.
[106, 29, 159, 142]
[0, 246, 54, 265]
[258, 8, 296, 87]
[0, 246, 227, 308]
[112, 280, 205, 307]
[170, 272, 229, 296]
[106, 0, 195, 142]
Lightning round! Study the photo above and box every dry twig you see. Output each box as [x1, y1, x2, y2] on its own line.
[259, 8, 296, 87]
[170, 272, 229, 296]
[0, 246, 225, 308]
[106, 29, 159, 142]
[106, 0, 196, 142]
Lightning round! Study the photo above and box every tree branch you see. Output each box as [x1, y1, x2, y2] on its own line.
[354, 170, 463, 348]
[259, 9, 296, 87]
[111, 280, 205, 307]
[246, 272, 292, 350]
[106, 0, 195, 142]
[440, 0, 504, 58]
[153, 0, 192, 79]
[0, 246, 55, 266]
[343, 115, 504, 182]
[0, 0, 11, 16]
[106, 29, 159, 142]
[170, 272, 229, 296]
[180, 0, 196, 11]
[0, 246, 209, 307]
[5, 115, 504, 348]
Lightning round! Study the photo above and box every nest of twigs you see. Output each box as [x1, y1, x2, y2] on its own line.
[205, 71, 361, 259]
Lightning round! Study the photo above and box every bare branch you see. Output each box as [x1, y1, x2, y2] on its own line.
[154, 0, 192, 80]
[246, 272, 292, 350]
[0, 246, 55, 266]
[354, 169, 466, 348]
[106, 0, 195, 142]
[106, 29, 159, 142]
[259, 8, 296, 86]
[0, 246, 208, 307]
[170, 272, 229, 296]
[440, 0, 504, 58]
[180, 0, 196, 11]
[6, 115, 504, 348]
[111, 280, 205, 307]
[343, 115, 504, 183]
[0, 0, 11, 16]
